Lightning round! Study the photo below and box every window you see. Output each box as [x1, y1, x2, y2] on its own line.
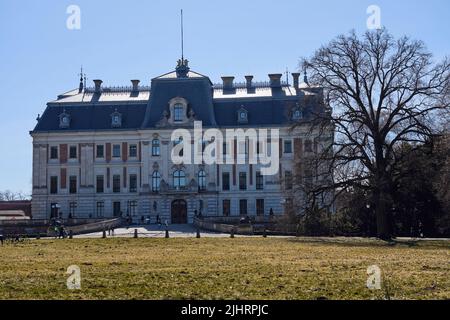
[129, 144, 137, 158]
[223, 199, 230, 216]
[256, 171, 264, 190]
[239, 199, 247, 216]
[292, 109, 302, 120]
[69, 202, 77, 217]
[256, 199, 265, 216]
[129, 174, 137, 193]
[237, 107, 248, 123]
[173, 170, 186, 188]
[173, 104, 184, 122]
[112, 144, 121, 158]
[50, 146, 58, 159]
[69, 146, 77, 159]
[285, 171, 293, 190]
[111, 110, 122, 128]
[50, 176, 58, 194]
[113, 202, 121, 217]
[69, 176, 77, 194]
[198, 170, 206, 191]
[239, 172, 247, 190]
[304, 140, 313, 152]
[173, 137, 184, 157]
[96, 175, 104, 193]
[96, 145, 104, 158]
[284, 140, 292, 154]
[96, 201, 104, 217]
[152, 139, 160, 156]
[113, 175, 121, 193]
[152, 171, 161, 192]
[127, 200, 138, 216]
[222, 172, 230, 191]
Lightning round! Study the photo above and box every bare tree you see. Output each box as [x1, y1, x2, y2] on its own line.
[299, 29, 449, 239]
[0, 190, 29, 201]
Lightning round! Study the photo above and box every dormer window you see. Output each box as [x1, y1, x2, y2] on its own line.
[111, 109, 122, 128]
[59, 110, 71, 128]
[237, 106, 248, 124]
[168, 97, 189, 124]
[174, 104, 184, 122]
[292, 104, 303, 121]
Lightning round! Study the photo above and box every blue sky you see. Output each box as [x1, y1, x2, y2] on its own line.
[0, 0, 449, 194]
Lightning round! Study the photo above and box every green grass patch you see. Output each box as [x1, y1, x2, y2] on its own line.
[0, 237, 448, 299]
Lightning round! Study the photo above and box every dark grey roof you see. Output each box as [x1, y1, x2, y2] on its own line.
[32, 67, 324, 133]
[32, 103, 147, 132]
[141, 73, 217, 128]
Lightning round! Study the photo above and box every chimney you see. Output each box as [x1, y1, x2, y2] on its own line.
[292, 73, 300, 90]
[131, 80, 140, 92]
[245, 75, 253, 88]
[93, 79, 103, 94]
[221, 76, 235, 94]
[268, 74, 282, 88]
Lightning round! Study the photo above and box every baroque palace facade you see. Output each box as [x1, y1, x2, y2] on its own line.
[30, 60, 330, 223]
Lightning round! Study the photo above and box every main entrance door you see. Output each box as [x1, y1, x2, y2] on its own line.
[171, 199, 187, 224]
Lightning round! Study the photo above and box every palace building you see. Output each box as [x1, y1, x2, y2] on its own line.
[30, 59, 331, 223]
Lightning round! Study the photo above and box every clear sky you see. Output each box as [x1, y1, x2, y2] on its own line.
[0, 0, 449, 195]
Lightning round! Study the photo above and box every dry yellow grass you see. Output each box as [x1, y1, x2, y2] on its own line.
[0, 237, 448, 299]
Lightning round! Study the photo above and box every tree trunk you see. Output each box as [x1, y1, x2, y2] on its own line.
[375, 189, 393, 240]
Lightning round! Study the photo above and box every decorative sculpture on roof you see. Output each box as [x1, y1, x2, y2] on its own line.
[176, 58, 190, 78]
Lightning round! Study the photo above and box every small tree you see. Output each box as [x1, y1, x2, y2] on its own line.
[299, 29, 449, 239]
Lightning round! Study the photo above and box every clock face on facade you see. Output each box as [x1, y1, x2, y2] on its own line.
[240, 112, 246, 119]
[62, 116, 69, 123]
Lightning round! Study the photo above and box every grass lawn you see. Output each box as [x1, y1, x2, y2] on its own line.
[0, 237, 448, 300]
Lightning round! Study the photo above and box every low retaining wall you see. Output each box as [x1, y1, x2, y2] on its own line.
[193, 217, 254, 235]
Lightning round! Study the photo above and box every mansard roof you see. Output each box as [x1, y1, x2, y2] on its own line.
[31, 63, 324, 133]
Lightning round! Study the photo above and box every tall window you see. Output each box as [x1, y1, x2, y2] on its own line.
[223, 199, 230, 216]
[256, 171, 264, 190]
[96, 145, 104, 158]
[127, 200, 138, 216]
[239, 172, 247, 190]
[173, 170, 186, 188]
[69, 146, 77, 159]
[129, 144, 137, 158]
[284, 140, 292, 154]
[50, 176, 58, 194]
[239, 199, 247, 216]
[152, 139, 160, 156]
[222, 172, 230, 191]
[50, 146, 58, 159]
[173, 104, 184, 122]
[129, 174, 137, 193]
[198, 170, 206, 191]
[304, 140, 313, 152]
[152, 171, 161, 192]
[69, 202, 77, 217]
[113, 175, 121, 193]
[112, 144, 121, 158]
[285, 171, 293, 190]
[96, 201, 104, 217]
[256, 199, 265, 216]
[69, 176, 77, 194]
[96, 175, 104, 193]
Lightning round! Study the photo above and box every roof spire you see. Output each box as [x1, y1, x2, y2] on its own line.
[78, 66, 84, 93]
[181, 9, 184, 61]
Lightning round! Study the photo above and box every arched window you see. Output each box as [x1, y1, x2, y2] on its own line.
[173, 170, 186, 189]
[198, 170, 206, 191]
[152, 171, 161, 192]
[152, 139, 160, 156]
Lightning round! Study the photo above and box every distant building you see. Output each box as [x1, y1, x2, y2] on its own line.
[0, 200, 32, 220]
[30, 59, 331, 223]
